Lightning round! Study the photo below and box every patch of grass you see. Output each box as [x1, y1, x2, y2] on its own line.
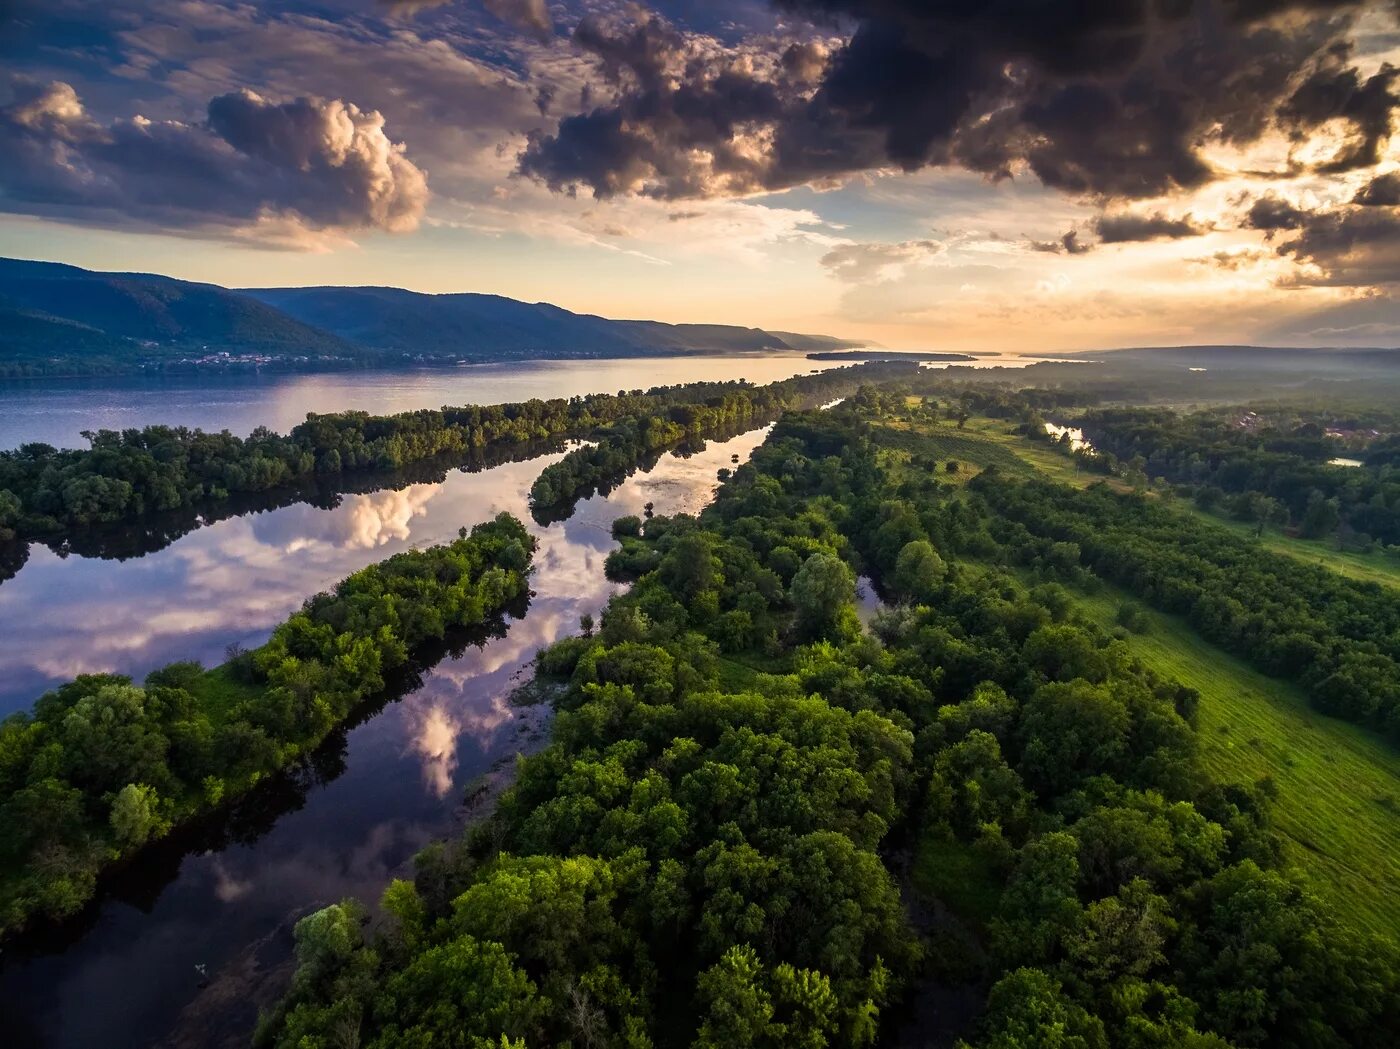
[715, 656, 763, 692]
[714, 650, 791, 692]
[188, 663, 264, 721]
[873, 419, 1029, 486]
[910, 833, 1004, 928]
[1069, 583, 1400, 940]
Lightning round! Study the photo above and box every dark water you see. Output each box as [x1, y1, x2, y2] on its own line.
[0, 424, 771, 1049]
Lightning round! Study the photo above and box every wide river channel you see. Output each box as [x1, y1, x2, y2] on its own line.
[0, 352, 1034, 1047]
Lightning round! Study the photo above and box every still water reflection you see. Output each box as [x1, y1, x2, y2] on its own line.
[0, 453, 564, 713]
[0, 425, 770, 1049]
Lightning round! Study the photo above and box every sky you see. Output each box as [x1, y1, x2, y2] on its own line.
[1, 0, 1399, 351]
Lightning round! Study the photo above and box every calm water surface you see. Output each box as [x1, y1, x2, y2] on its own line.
[0, 425, 771, 1049]
[0, 351, 1048, 450]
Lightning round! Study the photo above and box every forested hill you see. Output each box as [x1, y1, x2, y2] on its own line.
[0, 258, 358, 370]
[0, 257, 864, 375]
[245, 285, 818, 359]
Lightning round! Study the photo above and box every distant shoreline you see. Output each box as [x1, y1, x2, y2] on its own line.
[806, 349, 978, 362]
[0, 346, 830, 383]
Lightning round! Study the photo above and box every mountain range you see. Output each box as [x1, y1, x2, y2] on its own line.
[0, 257, 865, 376]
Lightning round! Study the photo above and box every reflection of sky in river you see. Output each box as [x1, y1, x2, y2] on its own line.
[0, 426, 770, 1049]
[0, 453, 564, 712]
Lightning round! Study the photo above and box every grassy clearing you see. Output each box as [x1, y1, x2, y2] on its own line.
[1069, 584, 1400, 940]
[910, 834, 1004, 928]
[879, 413, 1127, 492]
[188, 663, 264, 721]
[872, 419, 1033, 487]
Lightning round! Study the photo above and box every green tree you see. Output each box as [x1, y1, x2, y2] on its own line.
[1299, 490, 1341, 539]
[894, 539, 946, 599]
[109, 783, 164, 847]
[790, 552, 856, 640]
[368, 935, 541, 1049]
[292, 900, 367, 994]
[926, 730, 1030, 841]
[1064, 879, 1172, 984]
[991, 832, 1083, 967]
[694, 945, 777, 1047]
[971, 967, 1108, 1049]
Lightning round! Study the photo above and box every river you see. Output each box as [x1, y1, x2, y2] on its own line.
[0, 351, 1051, 451]
[0, 420, 771, 1049]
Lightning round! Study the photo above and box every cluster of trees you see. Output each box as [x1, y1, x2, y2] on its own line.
[0, 514, 535, 937]
[259, 400, 1397, 1049]
[0, 363, 919, 545]
[970, 474, 1400, 738]
[527, 365, 921, 516]
[1074, 407, 1400, 548]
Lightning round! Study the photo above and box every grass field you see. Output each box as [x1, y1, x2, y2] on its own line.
[906, 407, 1400, 590]
[872, 418, 1030, 481]
[910, 834, 1004, 927]
[189, 663, 264, 720]
[1070, 584, 1400, 940]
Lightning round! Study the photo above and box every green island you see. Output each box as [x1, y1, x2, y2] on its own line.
[0, 361, 915, 552]
[250, 384, 1400, 1049]
[0, 513, 536, 936]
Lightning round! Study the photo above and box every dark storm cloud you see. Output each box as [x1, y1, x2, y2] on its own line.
[0, 81, 428, 244]
[519, 0, 1399, 201]
[1273, 206, 1400, 284]
[1244, 194, 1311, 232]
[1279, 55, 1398, 172]
[1354, 170, 1400, 204]
[1029, 229, 1093, 255]
[1094, 212, 1210, 243]
[1242, 175, 1400, 286]
[380, 0, 553, 37]
[518, 12, 793, 198]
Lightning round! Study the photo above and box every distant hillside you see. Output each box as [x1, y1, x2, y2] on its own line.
[245, 285, 859, 359]
[0, 258, 357, 374]
[0, 257, 866, 376]
[767, 331, 879, 353]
